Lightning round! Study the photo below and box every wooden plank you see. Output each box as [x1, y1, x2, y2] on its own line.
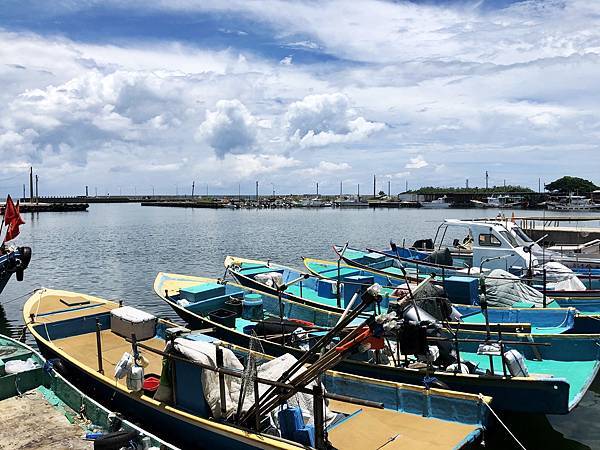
[327, 399, 478, 450]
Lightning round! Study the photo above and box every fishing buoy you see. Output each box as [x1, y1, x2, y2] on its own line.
[136, 354, 150, 368]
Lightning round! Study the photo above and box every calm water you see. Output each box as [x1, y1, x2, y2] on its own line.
[2, 203, 599, 449]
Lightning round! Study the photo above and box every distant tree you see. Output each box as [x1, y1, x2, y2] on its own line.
[378, 190, 386, 196]
[545, 176, 598, 194]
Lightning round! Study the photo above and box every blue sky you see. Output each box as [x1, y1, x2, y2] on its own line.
[0, 0, 598, 196]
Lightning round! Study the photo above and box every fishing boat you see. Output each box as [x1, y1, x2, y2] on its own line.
[0, 195, 32, 296]
[225, 254, 599, 333]
[400, 218, 600, 281]
[466, 218, 600, 272]
[471, 195, 528, 209]
[419, 196, 452, 209]
[0, 333, 177, 449]
[24, 288, 491, 449]
[156, 271, 600, 414]
[0, 245, 31, 296]
[546, 194, 600, 211]
[304, 256, 600, 333]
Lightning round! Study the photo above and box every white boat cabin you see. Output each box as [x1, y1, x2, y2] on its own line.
[433, 219, 536, 270]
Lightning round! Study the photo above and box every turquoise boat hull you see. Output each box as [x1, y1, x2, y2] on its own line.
[157, 271, 600, 414]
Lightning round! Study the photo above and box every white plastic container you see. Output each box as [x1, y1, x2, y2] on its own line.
[127, 365, 144, 391]
[503, 349, 529, 377]
[111, 306, 157, 341]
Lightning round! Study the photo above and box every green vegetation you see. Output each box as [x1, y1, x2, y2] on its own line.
[408, 185, 534, 194]
[545, 176, 598, 194]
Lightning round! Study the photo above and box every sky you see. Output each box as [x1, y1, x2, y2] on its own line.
[0, 0, 599, 196]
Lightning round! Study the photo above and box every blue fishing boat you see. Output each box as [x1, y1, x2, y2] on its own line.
[24, 288, 491, 449]
[305, 256, 600, 334]
[334, 244, 600, 315]
[226, 255, 600, 335]
[155, 271, 600, 414]
[0, 333, 177, 449]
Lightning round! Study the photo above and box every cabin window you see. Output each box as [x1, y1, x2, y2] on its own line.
[499, 231, 519, 247]
[478, 233, 501, 247]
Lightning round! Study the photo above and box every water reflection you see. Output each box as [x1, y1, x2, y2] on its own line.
[1, 204, 598, 448]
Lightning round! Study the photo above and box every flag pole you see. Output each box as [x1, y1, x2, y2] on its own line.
[0, 196, 6, 250]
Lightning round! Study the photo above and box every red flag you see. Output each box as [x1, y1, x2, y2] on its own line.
[3, 198, 25, 243]
[3, 195, 17, 226]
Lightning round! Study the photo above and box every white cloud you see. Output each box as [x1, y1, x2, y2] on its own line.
[280, 56, 293, 66]
[286, 93, 384, 148]
[225, 153, 300, 178]
[295, 160, 352, 177]
[2, 1, 600, 192]
[196, 99, 258, 158]
[405, 155, 428, 169]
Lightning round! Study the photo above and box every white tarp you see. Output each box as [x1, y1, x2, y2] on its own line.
[535, 261, 586, 291]
[174, 338, 334, 425]
[174, 338, 244, 419]
[255, 272, 284, 289]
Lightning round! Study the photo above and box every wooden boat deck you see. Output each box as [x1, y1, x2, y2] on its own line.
[28, 292, 117, 324]
[54, 330, 165, 382]
[0, 389, 91, 449]
[327, 399, 478, 450]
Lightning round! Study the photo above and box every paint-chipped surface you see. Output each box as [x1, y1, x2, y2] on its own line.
[0, 389, 91, 449]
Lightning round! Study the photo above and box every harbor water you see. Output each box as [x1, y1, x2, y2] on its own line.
[2, 203, 599, 449]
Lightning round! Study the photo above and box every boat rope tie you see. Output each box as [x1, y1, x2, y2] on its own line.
[422, 375, 438, 389]
[43, 359, 54, 374]
[2, 289, 37, 306]
[478, 393, 526, 450]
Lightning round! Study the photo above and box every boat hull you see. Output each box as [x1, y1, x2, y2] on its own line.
[163, 294, 580, 415]
[33, 338, 288, 450]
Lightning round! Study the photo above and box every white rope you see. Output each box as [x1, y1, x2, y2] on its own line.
[479, 394, 526, 450]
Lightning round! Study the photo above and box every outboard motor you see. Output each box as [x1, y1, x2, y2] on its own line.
[415, 296, 462, 323]
[396, 302, 457, 366]
[16, 246, 32, 281]
[412, 239, 434, 250]
[427, 247, 453, 266]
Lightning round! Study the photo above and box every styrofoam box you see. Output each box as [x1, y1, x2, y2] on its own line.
[111, 306, 157, 341]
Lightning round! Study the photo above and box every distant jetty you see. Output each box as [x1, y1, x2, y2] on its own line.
[1, 202, 89, 214]
[141, 200, 226, 209]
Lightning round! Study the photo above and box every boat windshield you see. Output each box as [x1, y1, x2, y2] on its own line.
[499, 230, 519, 248]
[511, 226, 534, 245]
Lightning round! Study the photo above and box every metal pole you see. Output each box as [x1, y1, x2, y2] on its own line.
[95, 319, 104, 374]
[313, 384, 325, 449]
[543, 268, 547, 308]
[253, 366, 260, 431]
[29, 167, 33, 202]
[216, 344, 227, 418]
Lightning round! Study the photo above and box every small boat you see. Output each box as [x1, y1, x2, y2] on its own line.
[305, 256, 600, 334]
[471, 195, 528, 209]
[0, 333, 177, 449]
[420, 196, 452, 209]
[164, 270, 600, 414]
[322, 249, 600, 325]
[547, 194, 600, 211]
[226, 254, 599, 333]
[24, 288, 490, 450]
[0, 246, 32, 296]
